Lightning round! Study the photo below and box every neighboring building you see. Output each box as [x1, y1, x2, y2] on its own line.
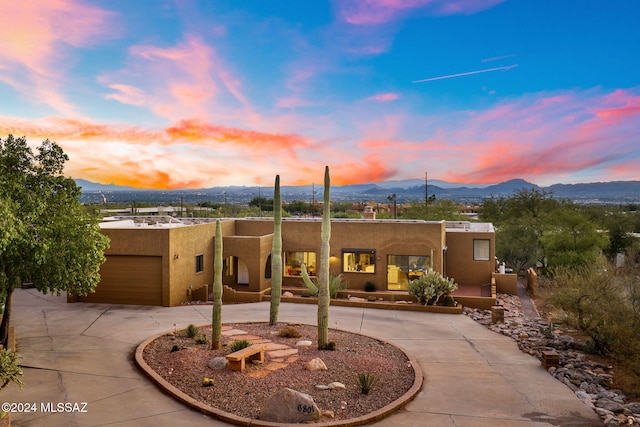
[70, 216, 496, 307]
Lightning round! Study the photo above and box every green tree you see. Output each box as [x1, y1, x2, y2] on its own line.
[540, 203, 608, 270]
[249, 196, 273, 211]
[480, 189, 559, 272]
[0, 135, 110, 346]
[402, 199, 469, 221]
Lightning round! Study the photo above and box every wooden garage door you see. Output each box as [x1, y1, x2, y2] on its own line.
[78, 255, 163, 306]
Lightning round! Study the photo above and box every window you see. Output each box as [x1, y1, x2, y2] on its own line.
[343, 249, 375, 273]
[284, 251, 316, 276]
[473, 239, 490, 261]
[195, 254, 204, 273]
[387, 255, 430, 290]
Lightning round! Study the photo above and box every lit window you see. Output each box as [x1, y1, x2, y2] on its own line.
[195, 254, 204, 273]
[284, 251, 316, 276]
[473, 240, 490, 261]
[343, 249, 375, 273]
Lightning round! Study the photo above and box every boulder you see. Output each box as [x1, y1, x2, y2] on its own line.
[207, 357, 227, 370]
[259, 388, 320, 423]
[305, 357, 327, 371]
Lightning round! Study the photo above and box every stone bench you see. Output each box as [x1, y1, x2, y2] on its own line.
[226, 344, 266, 371]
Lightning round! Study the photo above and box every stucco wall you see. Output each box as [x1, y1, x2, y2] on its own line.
[445, 230, 495, 288]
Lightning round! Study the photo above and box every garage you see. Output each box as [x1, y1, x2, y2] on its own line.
[77, 255, 163, 306]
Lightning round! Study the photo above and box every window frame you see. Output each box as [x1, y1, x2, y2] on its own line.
[195, 254, 204, 273]
[473, 239, 491, 261]
[342, 248, 376, 274]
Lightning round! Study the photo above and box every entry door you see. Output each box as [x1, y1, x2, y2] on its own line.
[237, 258, 249, 285]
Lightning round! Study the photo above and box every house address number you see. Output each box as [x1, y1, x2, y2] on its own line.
[297, 404, 314, 413]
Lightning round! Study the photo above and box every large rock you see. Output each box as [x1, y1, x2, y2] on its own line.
[259, 388, 320, 423]
[207, 357, 227, 370]
[305, 357, 327, 371]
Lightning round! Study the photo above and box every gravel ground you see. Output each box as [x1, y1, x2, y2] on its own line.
[142, 322, 416, 421]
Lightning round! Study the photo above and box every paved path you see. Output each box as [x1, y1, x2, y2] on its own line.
[517, 278, 541, 319]
[4, 289, 600, 426]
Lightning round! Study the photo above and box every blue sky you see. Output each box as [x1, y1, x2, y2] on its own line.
[0, 0, 638, 188]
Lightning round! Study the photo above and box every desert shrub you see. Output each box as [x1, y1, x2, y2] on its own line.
[278, 326, 301, 338]
[0, 348, 24, 391]
[185, 324, 199, 338]
[195, 334, 208, 345]
[408, 269, 458, 305]
[228, 340, 253, 352]
[364, 281, 376, 292]
[538, 322, 555, 338]
[547, 259, 640, 373]
[356, 373, 377, 394]
[302, 273, 348, 298]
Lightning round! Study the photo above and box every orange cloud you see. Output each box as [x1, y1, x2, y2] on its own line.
[164, 119, 309, 149]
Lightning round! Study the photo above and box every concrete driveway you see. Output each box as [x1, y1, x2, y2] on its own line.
[3, 289, 600, 426]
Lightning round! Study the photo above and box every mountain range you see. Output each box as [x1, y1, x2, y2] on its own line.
[74, 178, 640, 205]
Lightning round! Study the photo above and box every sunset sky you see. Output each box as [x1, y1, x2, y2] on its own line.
[1, 0, 638, 189]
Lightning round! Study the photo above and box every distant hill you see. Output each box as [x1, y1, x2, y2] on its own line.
[74, 179, 140, 192]
[74, 178, 640, 205]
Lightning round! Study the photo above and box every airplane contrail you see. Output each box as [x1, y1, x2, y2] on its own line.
[412, 64, 518, 83]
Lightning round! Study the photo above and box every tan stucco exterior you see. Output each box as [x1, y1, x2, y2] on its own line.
[72, 217, 495, 307]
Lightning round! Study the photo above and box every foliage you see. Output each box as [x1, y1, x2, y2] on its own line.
[278, 326, 301, 338]
[301, 269, 347, 298]
[0, 135, 110, 346]
[356, 373, 377, 394]
[0, 348, 24, 391]
[408, 269, 458, 305]
[195, 334, 208, 344]
[185, 324, 199, 338]
[248, 196, 273, 211]
[402, 199, 469, 221]
[480, 189, 611, 273]
[546, 259, 640, 373]
[538, 322, 555, 338]
[228, 340, 253, 352]
[540, 205, 608, 270]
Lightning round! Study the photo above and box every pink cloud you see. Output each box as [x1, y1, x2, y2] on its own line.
[438, 89, 640, 184]
[0, 0, 119, 115]
[335, 0, 506, 25]
[101, 34, 254, 122]
[365, 93, 400, 102]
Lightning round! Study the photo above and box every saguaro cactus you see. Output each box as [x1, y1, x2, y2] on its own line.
[269, 175, 283, 325]
[211, 219, 223, 349]
[317, 166, 331, 349]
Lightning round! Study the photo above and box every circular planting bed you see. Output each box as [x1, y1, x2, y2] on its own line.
[136, 322, 422, 426]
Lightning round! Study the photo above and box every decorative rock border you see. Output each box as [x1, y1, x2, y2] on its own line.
[464, 294, 640, 426]
[135, 324, 423, 427]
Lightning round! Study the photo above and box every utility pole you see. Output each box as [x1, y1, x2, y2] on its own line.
[424, 171, 429, 217]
